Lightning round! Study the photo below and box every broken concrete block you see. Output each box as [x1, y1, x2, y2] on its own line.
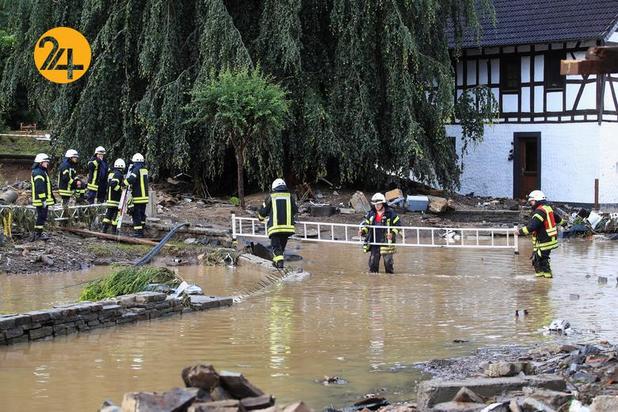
[210, 385, 233, 401]
[521, 397, 554, 412]
[485, 362, 535, 377]
[188, 399, 244, 412]
[350, 191, 371, 213]
[453, 387, 484, 404]
[522, 387, 572, 409]
[431, 401, 486, 412]
[385, 189, 403, 202]
[240, 394, 275, 410]
[182, 364, 220, 391]
[427, 196, 450, 214]
[416, 375, 566, 410]
[121, 387, 198, 412]
[590, 395, 618, 412]
[219, 371, 264, 399]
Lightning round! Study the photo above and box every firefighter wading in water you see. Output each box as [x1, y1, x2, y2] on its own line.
[30, 153, 56, 241]
[517, 190, 563, 278]
[358, 193, 401, 273]
[257, 178, 297, 269]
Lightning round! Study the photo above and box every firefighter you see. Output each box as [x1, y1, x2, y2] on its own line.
[517, 190, 563, 278]
[101, 158, 126, 235]
[358, 193, 401, 274]
[257, 178, 297, 269]
[125, 153, 148, 238]
[58, 149, 79, 205]
[31, 153, 55, 241]
[86, 146, 108, 204]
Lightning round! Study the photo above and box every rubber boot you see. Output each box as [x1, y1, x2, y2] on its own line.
[39, 232, 49, 241]
[101, 223, 109, 234]
[30, 230, 40, 242]
[110, 227, 118, 236]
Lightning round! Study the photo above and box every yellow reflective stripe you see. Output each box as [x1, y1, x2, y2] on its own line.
[273, 255, 284, 262]
[522, 227, 530, 235]
[533, 214, 544, 222]
[87, 183, 98, 190]
[58, 190, 73, 196]
[392, 216, 400, 224]
[139, 169, 147, 197]
[33, 175, 45, 182]
[267, 227, 295, 235]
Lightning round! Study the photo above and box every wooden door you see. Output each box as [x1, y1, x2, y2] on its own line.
[513, 133, 541, 199]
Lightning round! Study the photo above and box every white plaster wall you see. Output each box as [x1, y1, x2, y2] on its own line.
[598, 123, 618, 204]
[447, 123, 607, 203]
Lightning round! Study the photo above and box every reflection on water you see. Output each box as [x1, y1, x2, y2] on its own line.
[1, 239, 618, 411]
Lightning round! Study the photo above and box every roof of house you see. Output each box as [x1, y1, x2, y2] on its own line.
[449, 0, 618, 48]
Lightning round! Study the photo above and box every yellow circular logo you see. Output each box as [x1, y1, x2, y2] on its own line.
[34, 27, 91, 84]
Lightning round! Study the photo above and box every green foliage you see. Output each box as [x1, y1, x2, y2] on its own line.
[187, 67, 289, 206]
[0, 0, 496, 192]
[79, 265, 180, 301]
[229, 196, 240, 206]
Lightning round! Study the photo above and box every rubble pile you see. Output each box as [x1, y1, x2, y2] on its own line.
[416, 342, 618, 411]
[101, 364, 311, 412]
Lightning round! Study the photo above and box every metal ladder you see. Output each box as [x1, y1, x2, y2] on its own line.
[232, 214, 519, 253]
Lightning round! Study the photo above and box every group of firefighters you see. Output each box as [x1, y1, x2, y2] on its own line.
[30, 147, 149, 240]
[257, 179, 562, 278]
[31, 152, 562, 277]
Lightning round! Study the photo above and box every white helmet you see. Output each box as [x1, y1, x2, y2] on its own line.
[131, 153, 144, 163]
[114, 158, 126, 169]
[65, 149, 79, 158]
[371, 193, 386, 205]
[527, 190, 546, 202]
[94, 146, 106, 155]
[34, 153, 50, 163]
[271, 178, 286, 191]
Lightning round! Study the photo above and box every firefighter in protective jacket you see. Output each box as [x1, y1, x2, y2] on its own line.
[101, 158, 126, 235]
[58, 149, 79, 205]
[31, 153, 55, 241]
[86, 146, 108, 204]
[257, 178, 297, 268]
[125, 153, 149, 238]
[517, 190, 563, 278]
[358, 193, 401, 273]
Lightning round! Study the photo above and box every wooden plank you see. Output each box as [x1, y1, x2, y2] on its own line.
[561, 59, 604, 75]
[586, 46, 618, 61]
[63, 227, 160, 246]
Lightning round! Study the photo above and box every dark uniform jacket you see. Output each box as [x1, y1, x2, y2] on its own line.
[58, 158, 77, 197]
[360, 206, 401, 254]
[106, 168, 125, 207]
[87, 156, 108, 192]
[519, 202, 563, 251]
[125, 162, 149, 204]
[257, 188, 297, 237]
[31, 164, 55, 207]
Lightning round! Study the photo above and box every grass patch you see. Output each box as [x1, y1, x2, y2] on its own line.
[79, 266, 180, 301]
[0, 135, 51, 155]
[86, 242, 150, 257]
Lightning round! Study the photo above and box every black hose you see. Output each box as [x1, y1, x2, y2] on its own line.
[133, 222, 190, 266]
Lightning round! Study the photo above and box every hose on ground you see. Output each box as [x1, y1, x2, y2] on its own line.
[133, 222, 190, 266]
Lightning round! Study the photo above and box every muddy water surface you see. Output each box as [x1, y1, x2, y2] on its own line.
[1, 239, 618, 411]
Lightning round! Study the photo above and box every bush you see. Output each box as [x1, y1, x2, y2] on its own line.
[79, 266, 180, 301]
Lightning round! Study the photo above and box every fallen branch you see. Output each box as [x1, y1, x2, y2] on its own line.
[63, 227, 160, 247]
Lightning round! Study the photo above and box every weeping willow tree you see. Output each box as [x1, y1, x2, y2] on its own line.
[0, 0, 495, 192]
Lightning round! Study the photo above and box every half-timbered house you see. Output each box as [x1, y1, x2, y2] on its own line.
[447, 0, 618, 205]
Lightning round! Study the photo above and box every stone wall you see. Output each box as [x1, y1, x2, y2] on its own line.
[0, 291, 233, 346]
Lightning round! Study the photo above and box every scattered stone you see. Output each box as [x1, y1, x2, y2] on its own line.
[99, 399, 121, 412]
[210, 385, 233, 401]
[598, 277, 608, 285]
[188, 399, 243, 412]
[182, 364, 220, 391]
[432, 401, 486, 412]
[339, 207, 356, 214]
[548, 319, 570, 334]
[319, 376, 348, 385]
[522, 387, 572, 409]
[521, 397, 554, 412]
[282, 401, 312, 412]
[185, 238, 197, 244]
[570, 294, 581, 301]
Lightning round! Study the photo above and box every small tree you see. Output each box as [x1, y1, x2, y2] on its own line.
[188, 67, 289, 208]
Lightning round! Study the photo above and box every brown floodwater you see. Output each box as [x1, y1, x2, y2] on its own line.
[1, 238, 618, 411]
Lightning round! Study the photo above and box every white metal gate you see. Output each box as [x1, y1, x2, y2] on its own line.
[232, 214, 519, 253]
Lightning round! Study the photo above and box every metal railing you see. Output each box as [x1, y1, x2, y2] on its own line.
[232, 214, 519, 253]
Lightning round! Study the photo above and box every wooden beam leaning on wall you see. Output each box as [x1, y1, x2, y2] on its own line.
[561, 46, 618, 75]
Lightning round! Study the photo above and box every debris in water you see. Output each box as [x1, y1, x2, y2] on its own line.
[318, 376, 348, 385]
